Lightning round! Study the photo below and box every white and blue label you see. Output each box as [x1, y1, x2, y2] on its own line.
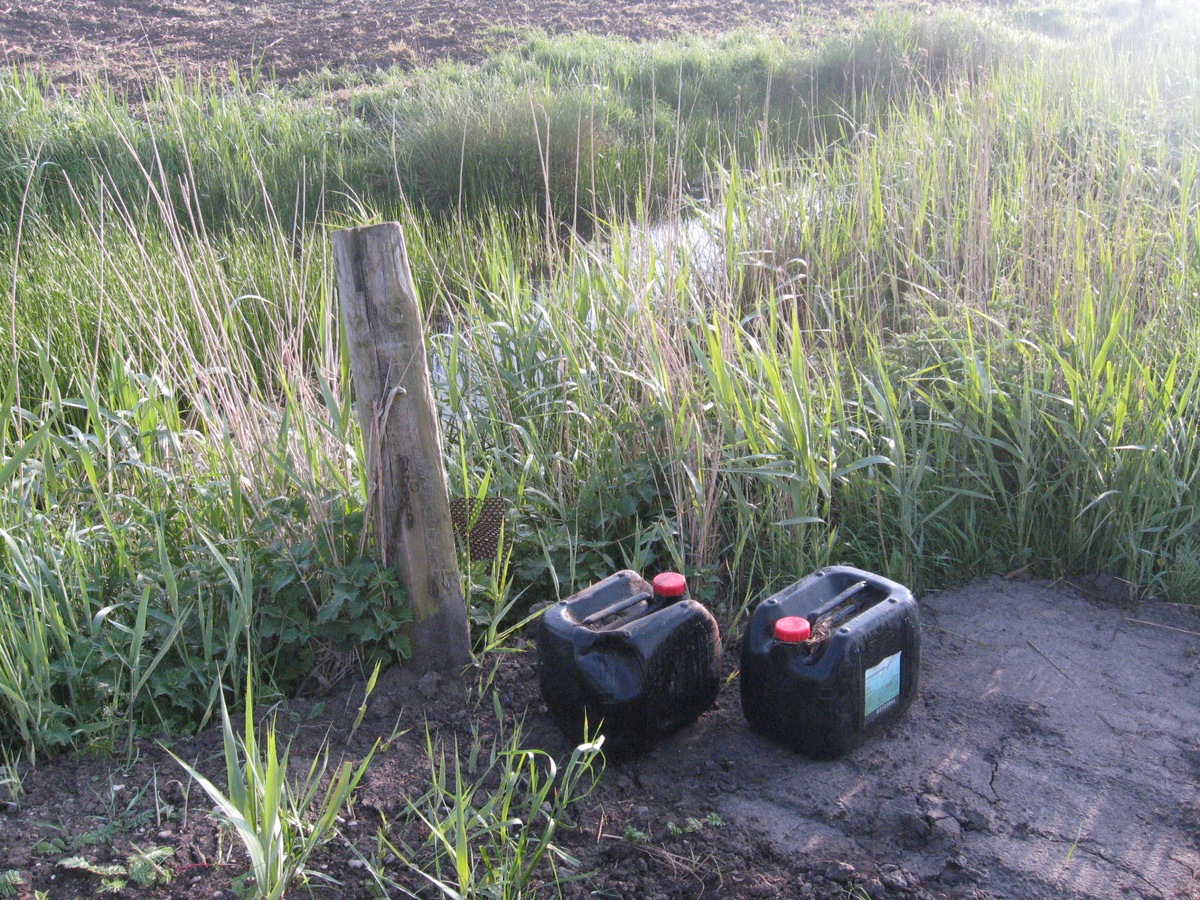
[864, 651, 902, 719]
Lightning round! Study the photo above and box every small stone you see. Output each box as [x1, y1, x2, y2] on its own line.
[824, 861, 856, 884]
[347, 859, 364, 870]
[930, 815, 963, 839]
[368, 695, 399, 722]
[880, 867, 909, 890]
[939, 855, 984, 886]
[417, 672, 441, 698]
[962, 807, 993, 832]
[918, 793, 953, 819]
[155, 830, 173, 840]
[745, 885, 779, 897]
[864, 878, 886, 898]
[917, 792, 940, 809]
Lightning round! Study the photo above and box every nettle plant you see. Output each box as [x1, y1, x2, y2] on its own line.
[252, 496, 411, 694]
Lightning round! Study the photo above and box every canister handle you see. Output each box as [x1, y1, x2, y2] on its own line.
[580, 590, 652, 626]
[808, 580, 868, 623]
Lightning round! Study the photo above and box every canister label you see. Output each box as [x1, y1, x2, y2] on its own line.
[864, 651, 902, 719]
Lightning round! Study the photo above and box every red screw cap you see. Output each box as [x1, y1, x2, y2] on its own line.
[774, 616, 812, 643]
[652, 572, 688, 599]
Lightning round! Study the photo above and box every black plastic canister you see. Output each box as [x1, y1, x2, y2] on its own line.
[538, 570, 722, 756]
[740, 566, 920, 759]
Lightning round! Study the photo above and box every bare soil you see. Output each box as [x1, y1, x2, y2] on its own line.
[2, 576, 1199, 898]
[0, 0, 891, 88]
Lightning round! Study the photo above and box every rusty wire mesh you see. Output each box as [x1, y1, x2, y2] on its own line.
[448, 496, 511, 563]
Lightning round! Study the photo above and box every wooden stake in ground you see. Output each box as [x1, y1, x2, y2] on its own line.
[332, 223, 471, 674]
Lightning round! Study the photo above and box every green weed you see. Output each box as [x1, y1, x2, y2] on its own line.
[56, 845, 173, 893]
[166, 670, 377, 899]
[369, 712, 603, 898]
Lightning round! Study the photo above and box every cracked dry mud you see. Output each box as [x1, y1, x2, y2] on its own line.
[2, 576, 1198, 898]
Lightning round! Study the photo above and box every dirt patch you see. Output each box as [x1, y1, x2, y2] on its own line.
[2, 575, 1198, 898]
[4, 0, 902, 88]
[708, 576, 1200, 899]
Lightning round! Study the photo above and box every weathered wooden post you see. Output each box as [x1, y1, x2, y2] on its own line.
[331, 222, 472, 674]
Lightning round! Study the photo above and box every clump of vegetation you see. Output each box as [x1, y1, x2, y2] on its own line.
[1, 4, 1197, 776]
[167, 671, 377, 899]
[0, 355, 408, 761]
[55, 846, 174, 894]
[365, 712, 604, 898]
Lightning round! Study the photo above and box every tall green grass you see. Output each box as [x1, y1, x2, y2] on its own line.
[2, 7, 1198, 760]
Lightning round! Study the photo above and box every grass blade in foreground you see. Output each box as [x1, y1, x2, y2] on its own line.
[164, 669, 377, 899]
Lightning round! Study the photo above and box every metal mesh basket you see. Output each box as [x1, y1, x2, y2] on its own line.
[448, 496, 510, 563]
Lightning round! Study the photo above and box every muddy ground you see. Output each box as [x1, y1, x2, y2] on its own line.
[2, 575, 1198, 898]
